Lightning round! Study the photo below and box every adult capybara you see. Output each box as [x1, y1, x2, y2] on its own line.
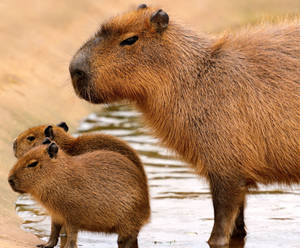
[14, 122, 142, 172]
[8, 142, 150, 248]
[69, 4, 300, 246]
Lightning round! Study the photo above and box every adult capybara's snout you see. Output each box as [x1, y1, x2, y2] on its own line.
[69, 51, 89, 83]
[69, 48, 94, 102]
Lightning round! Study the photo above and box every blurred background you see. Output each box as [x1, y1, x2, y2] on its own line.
[1, 0, 300, 247]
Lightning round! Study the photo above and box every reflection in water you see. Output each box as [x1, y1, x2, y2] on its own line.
[16, 105, 300, 248]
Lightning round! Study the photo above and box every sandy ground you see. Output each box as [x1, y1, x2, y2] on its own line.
[1, 0, 300, 247]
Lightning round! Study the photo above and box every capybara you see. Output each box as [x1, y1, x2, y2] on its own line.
[8, 142, 150, 248]
[13, 122, 143, 172]
[69, 4, 300, 246]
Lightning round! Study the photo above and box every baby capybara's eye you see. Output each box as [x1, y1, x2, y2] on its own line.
[27, 136, 35, 141]
[120, 36, 139, 46]
[27, 161, 38, 168]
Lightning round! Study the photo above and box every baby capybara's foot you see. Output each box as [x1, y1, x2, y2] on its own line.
[36, 243, 55, 248]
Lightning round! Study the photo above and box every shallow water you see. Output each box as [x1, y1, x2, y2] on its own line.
[16, 104, 300, 248]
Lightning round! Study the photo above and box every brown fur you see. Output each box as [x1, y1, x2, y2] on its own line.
[70, 5, 300, 246]
[14, 124, 143, 173]
[9, 143, 150, 248]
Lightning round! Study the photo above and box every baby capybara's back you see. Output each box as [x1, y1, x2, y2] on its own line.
[51, 150, 149, 235]
[13, 123, 144, 176]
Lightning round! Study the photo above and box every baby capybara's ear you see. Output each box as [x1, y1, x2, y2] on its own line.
[57, 122, 69, 132]
[44, 125, 54, 139]
[150, 9, 169, 32]
[42, 138, 51, 145]
[47, 142, 59, 159]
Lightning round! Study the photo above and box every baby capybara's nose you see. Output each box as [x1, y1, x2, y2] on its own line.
[69, 52, 89, 83]
[8, 176, 15, 188]
[13, 139, 17, 154]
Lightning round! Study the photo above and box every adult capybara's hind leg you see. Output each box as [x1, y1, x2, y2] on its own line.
[118, 235, 138, 248]
[64, 224, 78, 248]
[208, 174, 247, 246]
[231, 204, 247, 239]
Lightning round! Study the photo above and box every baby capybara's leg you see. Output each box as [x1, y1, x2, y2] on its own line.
[118, 235, 138, 248]
[231, 204, 247, 239]
[208, 174, 247, 246]
[64, 224, 78, 248]
[37, 220, 62, 248]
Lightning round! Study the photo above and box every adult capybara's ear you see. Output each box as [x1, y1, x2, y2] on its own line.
[42, 138, 51, 145]
[57, 122, 69, 132]
[137, 3, 147, 10]
[47, 142, 59, 159]
[150, 9, 169, 32]
[44, 125, 54, 139]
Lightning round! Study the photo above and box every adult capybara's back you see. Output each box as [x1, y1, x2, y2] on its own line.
[69, 5, 300, 246]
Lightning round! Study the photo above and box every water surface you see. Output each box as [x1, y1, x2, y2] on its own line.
[16, 105, 300, 248]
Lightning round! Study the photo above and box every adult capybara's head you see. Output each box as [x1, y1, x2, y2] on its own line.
[8, 142, 59, 194]
[69, 4, 180, 104]
[13, 122, 68, 158]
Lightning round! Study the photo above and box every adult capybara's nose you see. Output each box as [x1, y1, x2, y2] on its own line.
[69, 52, 89, 84]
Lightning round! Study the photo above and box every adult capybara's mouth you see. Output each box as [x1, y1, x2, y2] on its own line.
[70, 68, 89, 96]
[73, 83, 105, 104]
[69, 58, 105, 104]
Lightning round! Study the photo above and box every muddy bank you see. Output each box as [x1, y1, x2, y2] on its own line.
[1, 0, 300, 247]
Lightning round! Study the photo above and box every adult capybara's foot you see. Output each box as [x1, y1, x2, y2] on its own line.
[231, 226, 247, 239]
[208, 235, 229, 247]
[118, 235, 138, 248]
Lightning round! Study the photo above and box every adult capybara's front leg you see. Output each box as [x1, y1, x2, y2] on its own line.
[208, 174, 247, 246]
[231, 204, 247, 239]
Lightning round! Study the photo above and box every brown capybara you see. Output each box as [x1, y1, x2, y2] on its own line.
[8, 142, 150, 248]
[69, 4, 300, 246]
[13, 122, 143, 172]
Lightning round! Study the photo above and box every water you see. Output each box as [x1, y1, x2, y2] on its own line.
[16, 104, 300, 248]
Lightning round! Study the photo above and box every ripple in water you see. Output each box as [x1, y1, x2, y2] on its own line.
[16, 104, 300, 248]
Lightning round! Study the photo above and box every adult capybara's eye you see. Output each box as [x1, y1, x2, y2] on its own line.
[27, 136, 35, 141]
[27, 161, 38, 168]
[120, 36, 139, 46]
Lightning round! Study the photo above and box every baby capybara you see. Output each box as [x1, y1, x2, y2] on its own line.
[69, 4, 300, 246]
[14, 122, 142, 172]
[8, 142, 150, 248]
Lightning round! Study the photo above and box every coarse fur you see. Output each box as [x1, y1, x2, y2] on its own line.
[69, 5, 300, 246]
[9, 143, 150, 248]
[14, 123, 143, 175]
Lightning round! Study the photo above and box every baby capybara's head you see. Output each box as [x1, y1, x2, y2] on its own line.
[8, 142, 59, 194]
[69, 4, 176, 104]
[13, 122, 68, 158]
